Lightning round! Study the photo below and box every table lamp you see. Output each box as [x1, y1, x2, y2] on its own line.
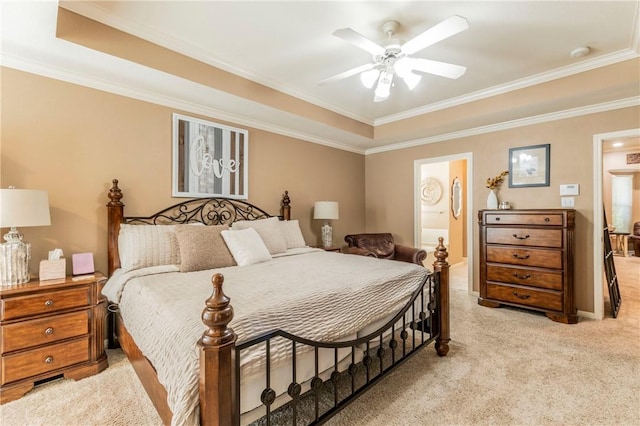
[314, 201, 339, 249]
[0, 187, 51, 285]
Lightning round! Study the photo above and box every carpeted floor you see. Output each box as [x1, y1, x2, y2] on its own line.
[2, 256, 638, 426]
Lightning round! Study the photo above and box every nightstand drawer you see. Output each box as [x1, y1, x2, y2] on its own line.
[1, 287, 90, 320]
[486, 246, 562, 269]
[486, 283, 562, 311]
[1, 337, 90, 385]
[1, 310, 90, 353]
[486, 265, 563, 290]
[486, 228, 562, 248]
[485, 213, 564, 226]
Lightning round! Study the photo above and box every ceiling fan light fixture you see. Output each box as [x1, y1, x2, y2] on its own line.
[374, 71, 393, 102]
[360, 68, 380, 89]
[401, 72, 422, 90]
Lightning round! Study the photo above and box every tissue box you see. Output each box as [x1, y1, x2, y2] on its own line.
[39, 259, 66, 281]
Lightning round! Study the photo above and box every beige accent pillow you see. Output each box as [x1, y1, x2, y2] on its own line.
[174, 224, 236, 272]
[118, 224, 180, 272]
[232, 217, 288, 254]
[280, 220, 306, 249]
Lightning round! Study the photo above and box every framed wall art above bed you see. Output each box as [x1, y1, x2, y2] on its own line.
[173, 113, 249, 199]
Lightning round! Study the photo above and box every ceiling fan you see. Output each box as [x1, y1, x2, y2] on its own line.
[319, 16, 469, 102]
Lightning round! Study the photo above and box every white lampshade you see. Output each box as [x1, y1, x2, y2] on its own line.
[0, 189, 51, 228]
[314, 201, 339, 220]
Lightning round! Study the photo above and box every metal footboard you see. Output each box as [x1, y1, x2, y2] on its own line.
[235, 272, 441, 426]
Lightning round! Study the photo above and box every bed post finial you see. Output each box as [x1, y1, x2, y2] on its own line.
[281, 190, 291, 220]
[433, 237, 450, 357]
[199, 273, 237, 425]
[107, 179, 123, 206]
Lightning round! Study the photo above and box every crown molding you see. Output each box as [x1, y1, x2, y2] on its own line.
[365, 97, 640, 155]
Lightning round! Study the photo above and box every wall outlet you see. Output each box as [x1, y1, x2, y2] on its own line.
[561, 197, 575, 207]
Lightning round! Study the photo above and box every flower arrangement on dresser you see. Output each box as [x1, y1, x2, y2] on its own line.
[485, 171, 508, 209]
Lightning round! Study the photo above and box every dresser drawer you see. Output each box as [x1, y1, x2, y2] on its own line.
[486, 246, 562, 269]
[1, 310, 90, 353]
[485, 213, 564, 226]
[1, 287, 90, 321]
[487, 265, 563, 290]
[486, 283, 562, 311]
[486, 228, 562, 248]
[1, 337, 90, 385]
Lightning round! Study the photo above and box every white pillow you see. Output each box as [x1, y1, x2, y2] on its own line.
[118, 224, 180, 271]
[221, 228, 272, 266]
[232, 217, 287, 254]
[280, 220, 306, 249]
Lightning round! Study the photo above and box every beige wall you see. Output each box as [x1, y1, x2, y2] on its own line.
[365, 106, 640, 313]
[1, 68, 365, 276]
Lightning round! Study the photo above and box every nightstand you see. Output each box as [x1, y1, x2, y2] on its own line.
[0, 273, 109, 404]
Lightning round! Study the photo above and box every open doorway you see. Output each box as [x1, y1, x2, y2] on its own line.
[414, 153, 473, 294]
[593, 129, 640, 319]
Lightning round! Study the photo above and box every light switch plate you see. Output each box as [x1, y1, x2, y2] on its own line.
[561, 197, 575, 207]
[560, 184, 580, 196]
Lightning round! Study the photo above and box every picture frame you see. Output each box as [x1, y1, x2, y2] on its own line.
[172, 113, 249, 199]
[508, 143, 550, 188]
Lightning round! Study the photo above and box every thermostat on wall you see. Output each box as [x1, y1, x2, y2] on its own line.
[559, 184, 580, 196]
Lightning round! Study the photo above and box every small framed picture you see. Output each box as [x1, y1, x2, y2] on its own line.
[508, 144, 550, 188]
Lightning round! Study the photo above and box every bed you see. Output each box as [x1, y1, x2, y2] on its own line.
[103, 179, 451, 425]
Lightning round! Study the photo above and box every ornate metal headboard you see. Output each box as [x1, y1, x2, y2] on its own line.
[106, 179, 291, 276]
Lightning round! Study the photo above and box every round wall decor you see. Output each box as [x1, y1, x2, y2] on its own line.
[421, 177, 442, 205]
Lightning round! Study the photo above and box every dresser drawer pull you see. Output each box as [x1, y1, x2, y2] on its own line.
[44, 356, 54, 364]
[512, 253, 530, 260]
[512, 291, 531, 300]
[512, 234, 530, 240]
[44, 299, 54, 307]
[44, 327, 55, 336]
[513, 273, 531, 280]
[544, 217, 550, 222]
[494, 217, 501, 221]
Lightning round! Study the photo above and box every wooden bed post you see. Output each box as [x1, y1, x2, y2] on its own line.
[106, 179, 124, 277]
[199, 273, 237, 426]
[433, 237, 450, 357]
[281, 190, 291, 220]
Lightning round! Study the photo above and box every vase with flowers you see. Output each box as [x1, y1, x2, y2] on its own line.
[486, 171, 508, 209]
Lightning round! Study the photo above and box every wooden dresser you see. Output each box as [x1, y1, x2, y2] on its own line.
[0, 274, 108, 403]
[478, 209, 577, 324]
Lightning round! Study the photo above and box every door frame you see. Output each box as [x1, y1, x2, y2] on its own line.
[592, 128, 640, 320]
[414, 152, 474, 294]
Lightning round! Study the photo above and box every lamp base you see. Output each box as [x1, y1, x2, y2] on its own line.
[321, 222, 333, 249]
[1, 228, 31, 286]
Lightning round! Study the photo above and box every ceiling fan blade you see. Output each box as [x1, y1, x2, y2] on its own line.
[333, 28, 386, 56]
[410, 58, 467, 79]
[401, 15, 469, 55]
[318, 63, 376, 85]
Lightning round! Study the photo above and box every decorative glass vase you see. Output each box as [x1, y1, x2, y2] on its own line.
[487, 189, 498, 209]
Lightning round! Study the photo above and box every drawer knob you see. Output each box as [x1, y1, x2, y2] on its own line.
[44, 327, 55, 336]
[512, 291, 531, 300]
[544, 217, 550, 222]
[44, 356, 54, 364]
[495, 217, 501, 221]
[44, 299, 54, 307]
[512, 234, 530, 240]
[512, 253, 530, 260]
[513, 273, 531, 280]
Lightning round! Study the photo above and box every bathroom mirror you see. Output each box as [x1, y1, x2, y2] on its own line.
[451, 177, 462, 219]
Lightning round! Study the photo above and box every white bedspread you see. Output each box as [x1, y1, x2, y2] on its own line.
[103, 249, 429, 426]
